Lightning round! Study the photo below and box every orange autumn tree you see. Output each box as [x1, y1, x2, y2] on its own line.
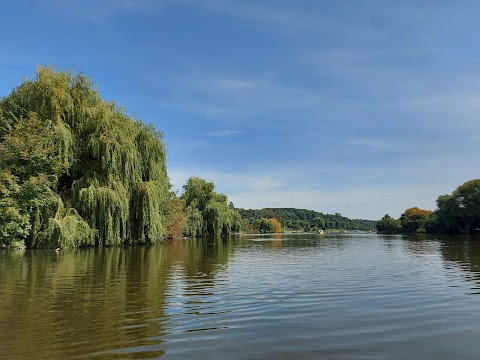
[269, 218, 282, 233]
[399, 207, 432, 233]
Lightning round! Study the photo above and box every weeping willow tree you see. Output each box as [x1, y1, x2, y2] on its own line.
[182, 176, 242, 237]
[0, 66, 170, 248]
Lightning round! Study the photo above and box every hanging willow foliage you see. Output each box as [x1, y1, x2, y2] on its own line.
[184, 206, 204, 238]
[130, 181, 166, 244]
[0, 66, 170, 248]
[35, 196, 96, 248]
[182, 177, 243, 237]
[75, 182, 129, 246]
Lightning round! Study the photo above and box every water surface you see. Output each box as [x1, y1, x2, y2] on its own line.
[2, 234, 480, 359]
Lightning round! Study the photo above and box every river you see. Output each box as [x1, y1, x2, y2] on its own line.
[2, 233, 480, 359]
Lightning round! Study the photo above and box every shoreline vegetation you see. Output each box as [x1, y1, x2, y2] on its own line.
[3, 67, 475, 249]
[0, 67, 240, 249]
[376, 179, 480, 235]
[238, 208, 376, 233]
[0, 67, 374, 250]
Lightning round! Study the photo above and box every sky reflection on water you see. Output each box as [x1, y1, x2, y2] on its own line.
[2, 234, 480, 359]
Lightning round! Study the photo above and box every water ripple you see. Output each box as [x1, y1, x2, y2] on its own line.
[3, 235, 480, 359]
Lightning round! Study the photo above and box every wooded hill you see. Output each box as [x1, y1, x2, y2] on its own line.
[237, 207, 376, 232]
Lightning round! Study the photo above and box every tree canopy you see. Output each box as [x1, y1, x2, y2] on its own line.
[237, 207, 376, 232]
[399, 207, 432, 234]
[376, 214, 400, 234]
[434, 180, 480, 234]
[181, 177, 242, 237]
[0, 66, 170, 248]
[377, 179, 480, 234]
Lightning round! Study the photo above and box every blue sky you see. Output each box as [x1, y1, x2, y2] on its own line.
[2, 1, 480, 220]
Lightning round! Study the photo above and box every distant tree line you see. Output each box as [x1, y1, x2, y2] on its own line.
[237, 208, 377, 232]
[377, 179, 480, 234]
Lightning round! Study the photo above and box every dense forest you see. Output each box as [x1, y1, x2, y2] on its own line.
[237, 208, 377, 232]
[377, 179, 480, 234]
[0, 67, 242, 248]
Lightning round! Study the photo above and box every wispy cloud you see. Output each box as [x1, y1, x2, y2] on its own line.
[157, 75, 344, 126]
[346, 138, 410, 153]
[212, 78, 263, 91]
[168, 152, 478, 219]
[205, 129, 245, 137]
[344, 137, 443, 155]
[22, 0, 480, 220]
[228, 184, 444, 220]
[168, 168, 285, 194]
[47, 0, 168, 22]
[197, 0, 358, 36]
[399, 92, 480, 126]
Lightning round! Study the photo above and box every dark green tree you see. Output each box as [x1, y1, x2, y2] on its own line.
[454, 179, 480, 233]
[434, 180, 480, 234]
[399, 207, 432, 233]
[376, 214, 400, 234]
[235, 207, 376, 231]
[254, 218, 275, 233]
[0, 67, 170, 248]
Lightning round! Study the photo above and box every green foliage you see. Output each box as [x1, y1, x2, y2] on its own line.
[0, 170, 29, 246]
[433, 194, 467, 233]
[246, 218, 282, 234]
[163, 191, 186, 239]
[0, 114, 62, 247]
[35, 199, 96, 248]
[384, 179, 480, 235]
[432, 180, 480, 234]
[424, 212, 438, 233]
[182, 177, 242, 237]
[237, 208, 376, 232]
[399, 207, 432, 233]
[74, 182, 129, 246]
[0, 66, 170, 247]
[254, 218, 275, 233]
[0, 113, 70, 182]
[182, 176, 215, 212]
[0, 197, 30, 247]
[185, 206, 204, 238]
[376, 214, 400, 234]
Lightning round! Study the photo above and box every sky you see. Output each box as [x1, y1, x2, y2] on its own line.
[1, 0, 480, 220]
